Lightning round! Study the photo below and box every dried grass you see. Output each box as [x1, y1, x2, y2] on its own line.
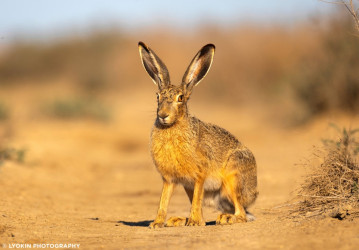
[291, 125, 359, 220]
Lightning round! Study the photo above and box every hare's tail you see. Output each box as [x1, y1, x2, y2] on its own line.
[246, 210, 256, 222]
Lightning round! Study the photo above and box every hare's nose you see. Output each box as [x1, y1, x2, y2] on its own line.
[158, 113, 169, 119]
[158, 113, 170, 124]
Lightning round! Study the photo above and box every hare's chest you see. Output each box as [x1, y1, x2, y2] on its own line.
[150, 129, 198, 179]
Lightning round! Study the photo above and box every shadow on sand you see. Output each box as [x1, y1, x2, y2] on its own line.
[118, 220, 216, 227]
[118, 220, 153, 227]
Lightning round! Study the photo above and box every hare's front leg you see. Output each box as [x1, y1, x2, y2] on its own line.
[186, 178, 206, 226]
[165, 187, 192, 227]
[149, 181, 174, 229]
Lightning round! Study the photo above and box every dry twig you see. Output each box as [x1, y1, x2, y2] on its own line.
[321, 0, 359, 32]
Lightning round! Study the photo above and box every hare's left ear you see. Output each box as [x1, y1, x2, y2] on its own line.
[182, 44, 215, 95]
[138, 41, 170, 90]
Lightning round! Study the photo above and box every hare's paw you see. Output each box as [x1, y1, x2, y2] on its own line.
[185, 217, 206, 226]
[149, 220, 165, 229]
[216, 213, 235, 225]
[216, 214, 247, 225]
[166, 216, 187, 227]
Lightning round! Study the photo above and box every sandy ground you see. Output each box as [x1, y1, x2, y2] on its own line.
[1, 88, 359, 249]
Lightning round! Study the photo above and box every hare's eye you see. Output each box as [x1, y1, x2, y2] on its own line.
[177, 95, 184, 102]
[156, 93, 160, 101]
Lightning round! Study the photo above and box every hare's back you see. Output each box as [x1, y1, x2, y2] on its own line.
[194, 117, 241, 152]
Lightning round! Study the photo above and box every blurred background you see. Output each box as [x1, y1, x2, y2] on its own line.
[1, 0, 358, 128]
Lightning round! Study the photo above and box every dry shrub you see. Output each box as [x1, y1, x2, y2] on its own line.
[293, 125, 359, 219]
[0, 146, 26, 166]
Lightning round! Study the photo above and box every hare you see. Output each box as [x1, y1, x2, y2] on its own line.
[138, 42, 258, 228]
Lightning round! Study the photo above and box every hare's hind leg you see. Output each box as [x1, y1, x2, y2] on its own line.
[216, 171, 247, 225]
[216, 151, 251, 225]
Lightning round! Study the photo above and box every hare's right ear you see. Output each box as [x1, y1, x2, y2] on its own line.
[182, 44, 215, 96]
[138, 42, 170, 89]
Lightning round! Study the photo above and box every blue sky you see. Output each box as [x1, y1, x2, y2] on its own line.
[0, 0, 336, 40]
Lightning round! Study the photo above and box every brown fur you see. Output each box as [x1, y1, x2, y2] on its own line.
[138, 42, 258, 228]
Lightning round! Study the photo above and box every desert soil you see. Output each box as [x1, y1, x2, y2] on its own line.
[1, 89, 359, 249]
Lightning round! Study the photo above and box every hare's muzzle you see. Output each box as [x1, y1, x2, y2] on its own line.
[158, 113, 170, 125]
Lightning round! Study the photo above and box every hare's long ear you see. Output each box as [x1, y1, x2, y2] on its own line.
[182, 44, 215, 96]
[138, 41, 170, 89]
